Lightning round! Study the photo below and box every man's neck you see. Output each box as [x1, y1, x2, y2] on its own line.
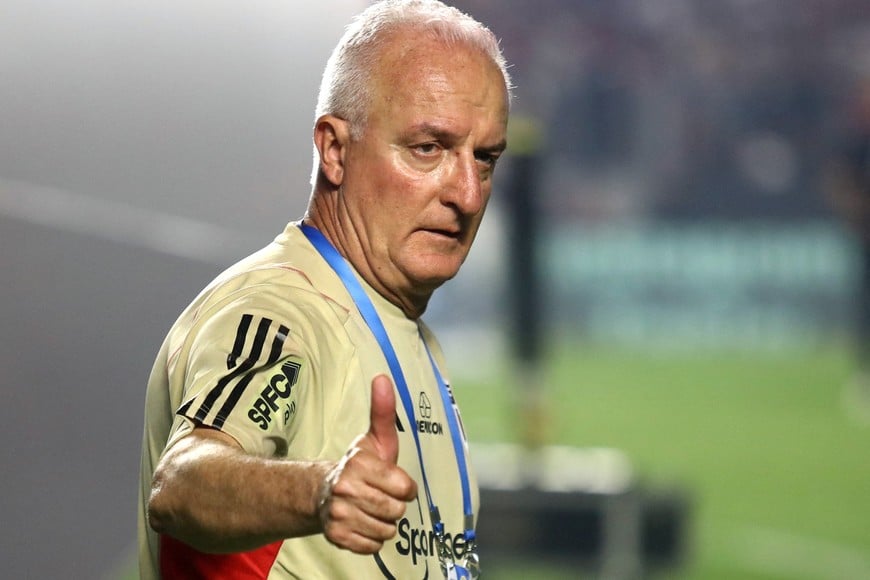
[303, 198, 431, 320]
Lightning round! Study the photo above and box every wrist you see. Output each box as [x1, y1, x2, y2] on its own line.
[315, 460, 340, 530]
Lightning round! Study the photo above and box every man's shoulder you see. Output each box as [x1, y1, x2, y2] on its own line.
[167, 224, 353, 346]
[211, 223, 326, 293]
[202, 224, 347, 309]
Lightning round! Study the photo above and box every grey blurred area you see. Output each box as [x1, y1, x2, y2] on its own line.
[0, 1, 365, 577]
[0, 0, 354, 233]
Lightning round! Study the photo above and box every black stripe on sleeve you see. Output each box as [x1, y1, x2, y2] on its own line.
[177, 398, 194, 416]
[268, 325, 290, 364]
[190, 317, 272, 424]
[212, 322, 289, 429]
[227, 314, 253, 369]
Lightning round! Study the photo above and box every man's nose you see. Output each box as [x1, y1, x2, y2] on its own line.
[443, 152, 484, 215]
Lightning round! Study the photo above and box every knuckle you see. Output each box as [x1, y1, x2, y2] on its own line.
[380, 523, 398, 540]
[326, 523, 353, 547]
[399, 476, 417, 498]
[329, 499, 351, 522]
[358, 540, 381, 555]
[381, 498, 404, 521]
[323, 522, 341, 544]
[331, 477, 354, 497]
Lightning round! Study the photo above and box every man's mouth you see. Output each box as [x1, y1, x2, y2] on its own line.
[423, 228, 461, 240]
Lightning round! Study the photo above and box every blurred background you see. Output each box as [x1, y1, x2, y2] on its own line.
[2, 0, 869, 578]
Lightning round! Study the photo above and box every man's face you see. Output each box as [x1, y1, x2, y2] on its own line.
[339, 36, 509, 301]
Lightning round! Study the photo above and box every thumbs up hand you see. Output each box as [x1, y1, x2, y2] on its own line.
[319, 374, 418, 554]
[362, 373, 402, 464]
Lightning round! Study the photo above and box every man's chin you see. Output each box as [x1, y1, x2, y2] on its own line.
[396, 247, 469, 288]
[406, 264, 461, 290]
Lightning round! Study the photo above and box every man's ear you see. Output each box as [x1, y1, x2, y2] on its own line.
[313, 115, 351, 186]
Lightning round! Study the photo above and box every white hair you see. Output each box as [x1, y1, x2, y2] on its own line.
[310, 0, 512, 186]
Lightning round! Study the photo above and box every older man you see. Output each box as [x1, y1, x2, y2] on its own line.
[139, 1, 511, 578]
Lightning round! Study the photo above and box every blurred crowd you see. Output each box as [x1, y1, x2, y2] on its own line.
[453, 0, 870, 225]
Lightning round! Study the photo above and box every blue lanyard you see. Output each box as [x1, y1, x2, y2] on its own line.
[300, 224, 475, 544]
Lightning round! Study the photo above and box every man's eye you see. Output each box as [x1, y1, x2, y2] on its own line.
[414, 143, 440, 155]
[475, 152, 498, 167]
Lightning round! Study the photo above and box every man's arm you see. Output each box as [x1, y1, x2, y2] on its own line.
[147, 375, 417, 555]
[147, 426, 329, 553]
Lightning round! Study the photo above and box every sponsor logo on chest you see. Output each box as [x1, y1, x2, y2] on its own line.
[395, 517, 469, 566]
[416, 391, 444, 436]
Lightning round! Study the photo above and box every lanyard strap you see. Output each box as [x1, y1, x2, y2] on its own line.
[300, 224, 474, 541]
[423, 340, 475, 539]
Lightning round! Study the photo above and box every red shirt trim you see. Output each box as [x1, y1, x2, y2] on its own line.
[159, 534, 282, 579]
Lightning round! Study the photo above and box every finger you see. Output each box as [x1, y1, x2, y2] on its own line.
[329, 438, 418, 513]
[322, 498, 402, 554]
[366, 374, 400, 464]
[330, 472, 410, 522]
[324, 526, 389, 555]
[340, 534, 385, 556]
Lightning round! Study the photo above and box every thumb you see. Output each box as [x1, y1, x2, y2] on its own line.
[367, 374, 400, 464]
